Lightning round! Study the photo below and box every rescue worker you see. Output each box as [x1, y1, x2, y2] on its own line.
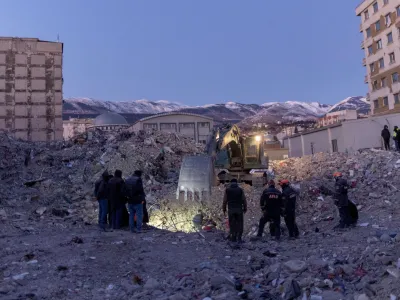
[125, 170, 146, 233]
[108, 169, 125, 230]
[381, 125, 391, 150]
[393, 126, 399, 151]
[257, 180, 283, 240]
[222, 179, 247, 243]
[94, 170, 111, 231]
[333, 172, 351, 229]
[279, 179, 299, 239]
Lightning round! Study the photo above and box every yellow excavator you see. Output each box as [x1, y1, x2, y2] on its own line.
[177, 124, 268, 200]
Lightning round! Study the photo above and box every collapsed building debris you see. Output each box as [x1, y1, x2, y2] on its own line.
[1, 130, 400, 299]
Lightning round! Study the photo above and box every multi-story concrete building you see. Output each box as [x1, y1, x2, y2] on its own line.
[63, 118, 93, 140]
[0, 37, 63, 141]
[357, 1, 400, 115]
[317, 110, 358, 127]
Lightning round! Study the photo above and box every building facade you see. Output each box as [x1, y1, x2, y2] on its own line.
[317, 110, 358, 127]
[356, 1, 400, 115]
[63, 118, 93, 140]
[0, 37, 63, 141]
[129, 112, 214, 144]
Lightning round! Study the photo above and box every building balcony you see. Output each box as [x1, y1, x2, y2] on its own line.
[361, 40, 365, 49]
[362, 58, 366, 66]
[373, 105, 389, 114]
[364, 75, 368, 83]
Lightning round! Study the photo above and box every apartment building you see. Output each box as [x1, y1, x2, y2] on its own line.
[356, 1, 400, 115]
[0, 37, 63, 141]
[317, 110, 358, 127]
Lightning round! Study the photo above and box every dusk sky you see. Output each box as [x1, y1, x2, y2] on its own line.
[1, 0, 366, 106]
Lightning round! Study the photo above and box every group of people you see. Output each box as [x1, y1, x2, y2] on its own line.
[94, 169, 149, 233]
[381, 125, 400, 151]
[222, 171, 358, 243]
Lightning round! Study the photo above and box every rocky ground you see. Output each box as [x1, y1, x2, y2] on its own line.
[1, 132, 400, 300]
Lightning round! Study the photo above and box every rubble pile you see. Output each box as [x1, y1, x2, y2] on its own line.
[0, 130, 203, 225]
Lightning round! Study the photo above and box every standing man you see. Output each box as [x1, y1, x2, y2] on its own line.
[381, 125, 391, 150]
[257, 180, 283, 240]
[108, 170, 125, 230]
[333, 172, 351, 230]
[393, 126, 399, 151]
[94, 170, 111, 231]
[222, 179, 247, 243]
[125, 170, 145, 233]
[279, 179, 300, 239]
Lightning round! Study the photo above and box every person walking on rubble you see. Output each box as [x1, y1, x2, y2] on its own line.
[125, 170, 146, 233]
[222, 179, 247, 243]
[108, 170, 126, 230]
[393, 126, 400, 151]
[333, 172, 351, 230]
[257, 180, 283, 241]
[279, 179, 300, 239]
[94, 170, 111, 231]
[381, 125, 391, 150]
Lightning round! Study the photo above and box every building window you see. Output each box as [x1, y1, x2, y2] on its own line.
[389, 52, 396, 64]
[397, 5, 400, 17]
[179, 123, 195, 129]
[376, 39, 382, 49]
[331, 139, 338, 153]
[395, 93, 400, 104]
[160, 123, 176, 130]
[374, 99, 379, 109]
[364, 10, 369, 20]
[373, 80, 378, 90]
[367, 45, 373, 55]
[373, 2, 378, 13]
[393, 72, 399, 83]
[381, 77, 387, 87]
[387, 32, 393, 44]
[385, 13, 391, 26]
[379, 57, 385, 69]
[369, 63, 375, 73]
[383, 96, 389, 106]
[383, 0, 389, 5]
[375, 21, 381, 31]
[198, 122, 210, 128]
[366, 28, 371, 38]
[143, 123, 158, 130]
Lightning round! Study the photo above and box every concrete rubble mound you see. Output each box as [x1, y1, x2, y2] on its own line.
[1, 131, 400, 299]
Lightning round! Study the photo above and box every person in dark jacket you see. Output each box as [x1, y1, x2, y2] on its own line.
[107, 170, 125, 230]
[279, 179, 299, 238]
[222, 179, 247, 243]
[333, 172, 351, 229]
[381, 125, 391, 150]
[94, 170, 111, 231]
[257, 180, 283, 240]
[125, 170, 145, 233]
[393, 126, 400, 151]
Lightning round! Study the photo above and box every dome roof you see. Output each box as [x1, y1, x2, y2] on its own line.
[94, 112, 128, 126]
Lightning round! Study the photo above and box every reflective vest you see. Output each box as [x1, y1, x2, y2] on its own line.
[393, 131, 397, 138]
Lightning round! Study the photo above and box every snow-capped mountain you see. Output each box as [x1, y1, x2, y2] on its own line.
[63, 98, 187, 114]
[63, 96, 369, 124]
[327, 96, 370, 115]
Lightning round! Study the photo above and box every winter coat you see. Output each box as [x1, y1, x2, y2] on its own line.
[334, 178, 349, 207]
[94, 170, 110, 200]
[282, 185, 297, 216]
[381, 128, 390, 140]
[260, 186, 283, 217]
[108, 176, 126, 211]
[222, 182, 247, 214]
[125, 175, 145, 205]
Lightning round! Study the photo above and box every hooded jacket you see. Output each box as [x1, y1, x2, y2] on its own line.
[222, 182, 247, 214]
[125, 174, 145, 205]
[381, 126, 390, 140]
[260, 185, 283, 217]
[94, 170, 110, 200]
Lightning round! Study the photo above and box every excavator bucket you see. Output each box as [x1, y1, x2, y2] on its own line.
[177, 155, 214, 201]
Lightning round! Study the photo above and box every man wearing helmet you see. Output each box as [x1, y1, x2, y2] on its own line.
[279, 179, 300, 239]
[333, 172, 351, 229]
[257, 180, 283, 240]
